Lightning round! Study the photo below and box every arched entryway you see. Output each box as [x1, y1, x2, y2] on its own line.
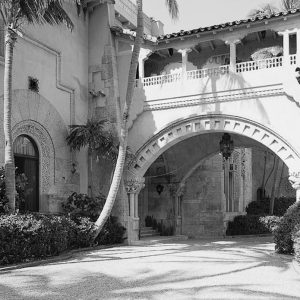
[14, 135, 39, 212]
[126, 114, 300, 244]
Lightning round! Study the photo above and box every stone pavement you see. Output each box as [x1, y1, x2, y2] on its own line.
[0, 236, 300, 300]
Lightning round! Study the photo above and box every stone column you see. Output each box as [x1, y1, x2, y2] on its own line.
[225, 39, 240, 73]
[280, 31, 290, 67]
[125, 177, 145, 244]
[289, 172, 300, 202]
[178, 48, 192, 80]
[138, 48, 152, 80]
[297, 30, 300, 64]
[175, 183, 186, 235]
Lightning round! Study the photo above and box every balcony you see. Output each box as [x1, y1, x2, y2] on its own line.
[134, 55, 298, 107]
[114, 0, 152, 35]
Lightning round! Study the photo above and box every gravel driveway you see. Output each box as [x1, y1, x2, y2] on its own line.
[0, 236, 299, 299]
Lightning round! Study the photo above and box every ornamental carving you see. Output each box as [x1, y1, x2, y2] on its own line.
[125, 177, 145, 194]
[176, 183, 186, 197]
[12, 120, 55, 193]
[288, 174, 300, 190]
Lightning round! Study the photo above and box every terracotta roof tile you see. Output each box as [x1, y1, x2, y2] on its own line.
[157, 9, 300, 41]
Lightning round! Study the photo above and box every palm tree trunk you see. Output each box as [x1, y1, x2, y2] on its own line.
[93, 0, 144, 239]
[4, 28, 17, 212]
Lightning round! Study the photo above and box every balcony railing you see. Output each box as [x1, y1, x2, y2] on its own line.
[142, 72, 181, 86]
[236, 57, 283, 73]
[114, 0, 152, 34]
[187, 65, 230, 79]
[136, 55, 297, 88]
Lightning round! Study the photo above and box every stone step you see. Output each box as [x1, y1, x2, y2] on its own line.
[140, 227, 160, 238]
[132, 235, 189, 246]
[141, 232, 160, 237]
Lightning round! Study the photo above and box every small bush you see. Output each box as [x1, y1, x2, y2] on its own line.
[260, 215, 281, 232]
[246, 197, 295, 216]
[273, 201, 300, 254]
[145, 215, 153, 227]
[96, 216, 125, 245]
[0, 168, 8, 214]
[226, 215, 270, 236]
[62, 192, 105, 222]
[292, 225, 300, 263]
[0, 214, 75, 265]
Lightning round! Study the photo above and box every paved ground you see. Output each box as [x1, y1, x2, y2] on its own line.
[0, 236, 300, 300]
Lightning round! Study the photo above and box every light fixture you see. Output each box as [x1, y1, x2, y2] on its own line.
[219, 133, 234, 160]
[156, 184, 164, 195]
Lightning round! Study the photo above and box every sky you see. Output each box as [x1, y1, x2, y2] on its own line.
[141, 0, 282, 34]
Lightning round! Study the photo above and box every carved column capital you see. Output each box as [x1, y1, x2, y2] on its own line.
[176, 182, 186, 197]
[289, 174, 300, 190]
[125, 177, 145, 194]
[168, 183, 178, 197]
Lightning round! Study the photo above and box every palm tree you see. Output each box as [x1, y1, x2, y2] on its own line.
[0, 1, 80, 212]
[248, 4, 278, 18]
[248, 0, 300, 18]
[92, 0, 179, 240]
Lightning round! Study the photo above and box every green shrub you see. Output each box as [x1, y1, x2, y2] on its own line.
[0, 168, 8, 214]
[145, 215, 153, 227]
[0, 214, 71, 265]
[260, 215, 281, 232]
[63, 192, 125, 245]
[0, 214, 97, 265]
[96, 216, 126, 245]
[226, 215, 270, 236]
[272, 201, 300, 254]
[292, 225, 300, 263]
[62, 192, 105, 222]
[246, 197, 295, 216]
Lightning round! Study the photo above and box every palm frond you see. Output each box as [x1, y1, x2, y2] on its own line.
[248, 4, 278, 18]
[165, 0, 179, 19]
[282, 0, 300, 10]
[0, 0, 74, 29]
[67, 119, 109, 151]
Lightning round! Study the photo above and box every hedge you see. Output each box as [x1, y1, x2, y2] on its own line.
[226, 215, 270, 236]
[246, 197, 295, 216]
[292, 225, 300, 263]
[271, 201, 300, 254]
[0, 213, 125, 265]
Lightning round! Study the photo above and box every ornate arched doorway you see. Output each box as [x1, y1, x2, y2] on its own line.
[14, 135, 39, 212]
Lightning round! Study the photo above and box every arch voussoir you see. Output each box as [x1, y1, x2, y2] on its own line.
[129, 114, 300, 178]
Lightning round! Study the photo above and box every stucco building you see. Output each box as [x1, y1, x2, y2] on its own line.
[1, 1, 300, 244]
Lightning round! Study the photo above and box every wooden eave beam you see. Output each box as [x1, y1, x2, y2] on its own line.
[209, 41, 215, 51]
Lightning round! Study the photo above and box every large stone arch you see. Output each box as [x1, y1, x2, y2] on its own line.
[0, 90, 73, 212]
[12, 120, 55, 194]
[128, 114, 300, 179]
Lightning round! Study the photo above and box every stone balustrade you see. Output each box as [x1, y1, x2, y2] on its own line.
[136, 55, 298, 89]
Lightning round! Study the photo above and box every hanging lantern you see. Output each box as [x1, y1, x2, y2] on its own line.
[219, 133, 234, 160]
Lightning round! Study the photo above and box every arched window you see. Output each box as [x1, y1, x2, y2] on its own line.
[13, 135, 38, 158]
